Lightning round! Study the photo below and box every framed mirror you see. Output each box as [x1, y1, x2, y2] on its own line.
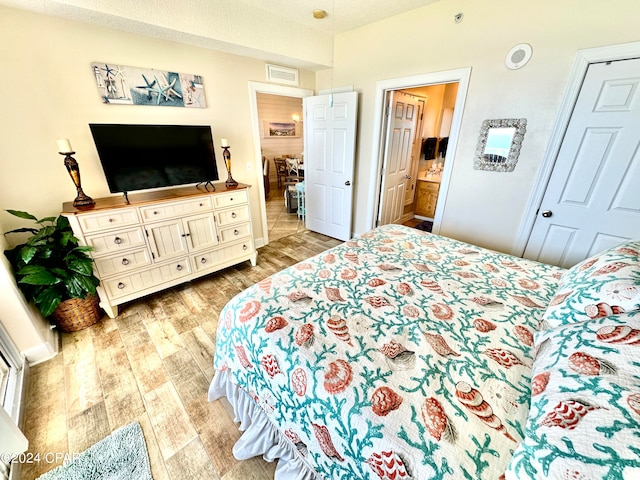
[473, 118, 527, 172]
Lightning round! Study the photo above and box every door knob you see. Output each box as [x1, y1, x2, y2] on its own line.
[541, 210, 553, 218]
[345, 180, 351, 186]
[405, 175, 411, 179]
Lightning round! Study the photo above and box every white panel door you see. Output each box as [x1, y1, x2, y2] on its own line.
[378, 90, 420, 225]
[524, 58, 640, 267]
[303, 91, 358, 241]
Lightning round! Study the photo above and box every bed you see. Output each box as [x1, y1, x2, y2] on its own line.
[209, 224, 640, 479]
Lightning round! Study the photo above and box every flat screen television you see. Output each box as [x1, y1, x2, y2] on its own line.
[89, 124, 219, 194]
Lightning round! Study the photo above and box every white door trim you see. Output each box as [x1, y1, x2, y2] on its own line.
[366, 68, 472, 234]
[513, 40, 640, 257]
[248, 81, 314, 247]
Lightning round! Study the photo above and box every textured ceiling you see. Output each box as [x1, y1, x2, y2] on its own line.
[234, 0, 442, 34]
[0, 0, 442, 69]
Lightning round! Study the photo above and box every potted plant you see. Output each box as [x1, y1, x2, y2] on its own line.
[3, 209, 101, 332]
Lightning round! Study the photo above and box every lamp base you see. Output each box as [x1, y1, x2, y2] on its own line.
[222, 146, 238, 188]
[73, 189, 95, 207]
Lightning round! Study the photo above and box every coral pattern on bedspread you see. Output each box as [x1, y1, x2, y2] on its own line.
[507, 311, 640, 479]
[214, 225, 564, 479]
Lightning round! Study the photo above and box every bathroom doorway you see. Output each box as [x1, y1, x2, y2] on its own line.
[368, 68, 471, 235]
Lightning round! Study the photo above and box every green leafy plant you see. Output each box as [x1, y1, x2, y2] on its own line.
[3, 209, 100, 318]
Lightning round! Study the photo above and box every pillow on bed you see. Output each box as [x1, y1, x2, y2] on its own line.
[542, 240, 640, 329]
[505, 311, 640, 480]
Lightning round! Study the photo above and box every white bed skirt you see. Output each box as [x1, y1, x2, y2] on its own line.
[208, 370, 321, 480]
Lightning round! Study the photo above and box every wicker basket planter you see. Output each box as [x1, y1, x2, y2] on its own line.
[50, 294, 101, 333]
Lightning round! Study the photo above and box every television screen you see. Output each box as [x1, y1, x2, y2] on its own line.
[89, 124, 219, 193]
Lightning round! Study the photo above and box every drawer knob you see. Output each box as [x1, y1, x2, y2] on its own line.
[181, 233, 191, 237]
[117, 282, 125, 289]
[200, 258, 207, 264]
[234, 229, 239, 235]
[122, 258, 130, 265]
[230, 198, 233, 201]
[108, 218, 114, 223]
[243, 244, 248, 251]
[154, 211, 159, 215]
[114, 237, 123, 245]
[176, 264, 183, 271]
[231, 212, 237, 218]
[199, 203, 203, 207]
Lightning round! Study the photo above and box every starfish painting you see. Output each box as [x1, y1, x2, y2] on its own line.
[91, 62, 206, 108]
[135, 74, 156, 101]
[100, 64, 116, 78]
[151, 75, 175, 104]
[158, 73, 182, 100]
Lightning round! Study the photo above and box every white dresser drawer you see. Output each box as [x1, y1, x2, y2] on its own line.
[94, 248, 152, 277]
[219, 222, 251, 243]
[78, 208, 139, 234]
[216, 205, 250, 227]
[86, 227, 146, 256]
[103, 258, 191, 299]
[139, 197, 212, 222]
[192, 239, 254, 272]
[213, 190, 248, 209]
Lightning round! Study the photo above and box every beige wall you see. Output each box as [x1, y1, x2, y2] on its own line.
[0, 6, 315, 242]
[323, 0, 640, 253]
[0, 6, 315, 359]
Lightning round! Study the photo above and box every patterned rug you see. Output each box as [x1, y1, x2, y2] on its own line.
[37, 422, 152, 480]
[415, 220, 433, 232]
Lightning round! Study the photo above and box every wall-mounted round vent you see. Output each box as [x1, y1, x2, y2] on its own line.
[505, 43, 532, 70]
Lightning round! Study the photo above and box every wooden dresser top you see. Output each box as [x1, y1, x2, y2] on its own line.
[62, 183, 251, 214]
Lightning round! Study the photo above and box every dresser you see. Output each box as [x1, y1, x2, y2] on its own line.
[62, 184, 256, 318]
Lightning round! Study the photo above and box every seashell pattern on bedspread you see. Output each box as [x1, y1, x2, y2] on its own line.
[212, 225, 564, 479]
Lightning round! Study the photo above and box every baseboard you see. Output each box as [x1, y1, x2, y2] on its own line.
[401, 213, 415, 224]
[22, 330, 59, 366]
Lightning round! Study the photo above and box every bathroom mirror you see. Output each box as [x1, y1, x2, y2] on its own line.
[473, 118, 527, 172]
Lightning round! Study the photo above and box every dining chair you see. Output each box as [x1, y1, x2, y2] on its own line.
[285, 157, 301, 176]
[295, 181, 305, 221]
[262, 156, 270, 197]
[273, 158, 288, 188]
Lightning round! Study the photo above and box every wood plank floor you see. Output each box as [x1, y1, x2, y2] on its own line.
[21, 230, 342, 480]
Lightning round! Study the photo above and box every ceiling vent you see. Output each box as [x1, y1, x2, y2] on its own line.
[266, 64, 299, 86]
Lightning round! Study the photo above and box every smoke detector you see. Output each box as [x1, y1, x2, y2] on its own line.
[505, 43, 533, 70]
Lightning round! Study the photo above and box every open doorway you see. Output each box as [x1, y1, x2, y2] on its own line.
[397, 82, 459, 232]
[255, 93, 305, 241]
[367, 68, 472, 235]
[248, 82, 313, 247]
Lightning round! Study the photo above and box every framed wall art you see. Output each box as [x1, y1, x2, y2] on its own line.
[264, 121, 298, 138]
[91, 62, 206, 108]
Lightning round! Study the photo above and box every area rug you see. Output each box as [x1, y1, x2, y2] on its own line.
[37, 421, 152, 480]
[415, 220, 433, 232]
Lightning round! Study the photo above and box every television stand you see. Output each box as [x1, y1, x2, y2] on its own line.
[61, 183, 256, 318]
[197, 180, 216, 191]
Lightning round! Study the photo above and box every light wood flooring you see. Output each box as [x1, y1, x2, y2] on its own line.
[265, 181, 306, 241]
[21, 230, 341, 480]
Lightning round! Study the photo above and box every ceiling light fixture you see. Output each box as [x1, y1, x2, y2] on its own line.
[313, 9, 327, 19]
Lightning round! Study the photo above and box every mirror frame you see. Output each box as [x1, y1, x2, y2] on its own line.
[473, 118, 527, 172]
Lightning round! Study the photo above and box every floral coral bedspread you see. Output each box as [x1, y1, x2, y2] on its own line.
[213, 225, 564, 479]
